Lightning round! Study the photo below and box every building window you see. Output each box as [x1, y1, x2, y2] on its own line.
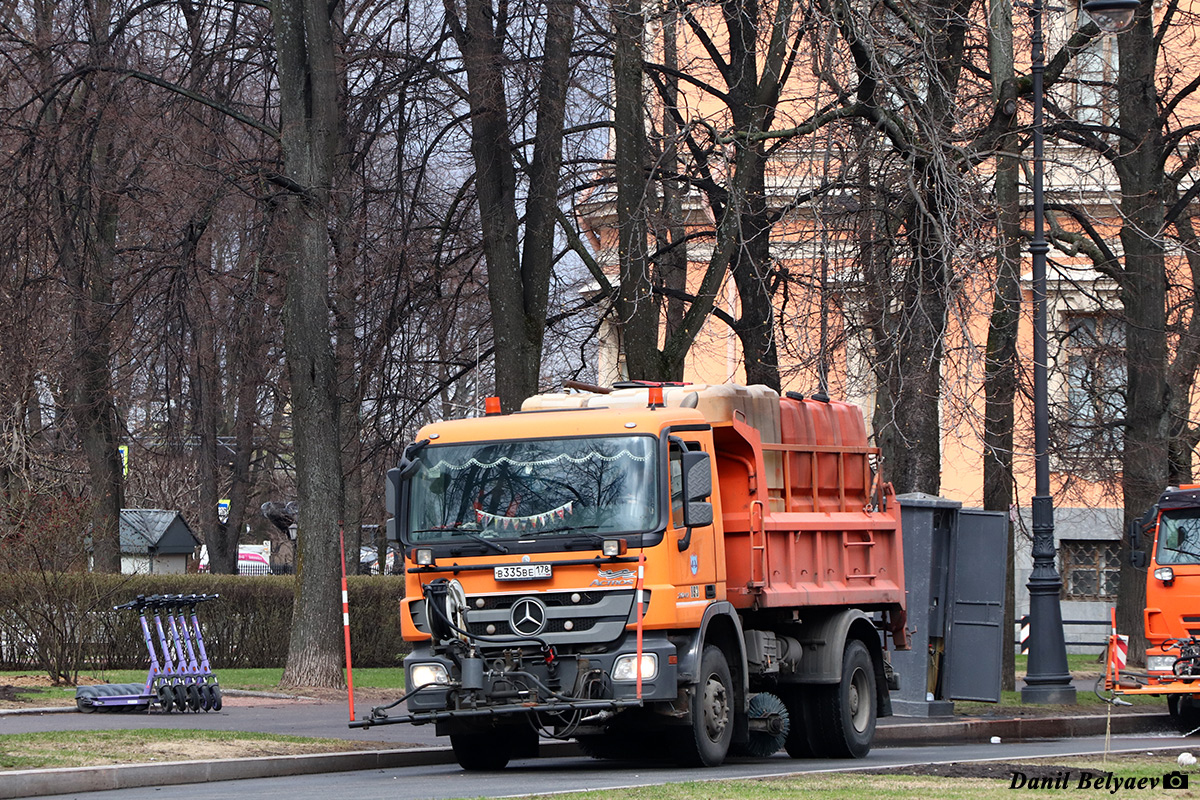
[1060, 539, 1120, 600]
[1061, 312, 1125, 456]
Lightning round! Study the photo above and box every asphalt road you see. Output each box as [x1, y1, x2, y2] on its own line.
[4, 695, 442, 749]
[24, 732, 1200, 800]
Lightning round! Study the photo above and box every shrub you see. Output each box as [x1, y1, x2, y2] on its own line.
[0, 573, 408, 675]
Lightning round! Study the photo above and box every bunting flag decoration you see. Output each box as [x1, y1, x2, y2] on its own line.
[476, 500, 574, 530]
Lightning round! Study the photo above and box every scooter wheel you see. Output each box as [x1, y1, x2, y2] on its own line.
[171, 684, 188, 712]
[186, 684, 201, 712]
[210, 685, 222, 711]
[198, 683, 213, 711]
[157, 684, 174, 713]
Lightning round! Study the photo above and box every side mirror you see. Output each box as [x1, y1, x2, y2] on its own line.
[1128, 515, 1152, 568]
[682, 449, 712, 502]
[397, 438, 430, 480]
[386, 467, 401, 542]
[679, 450, 714, 550]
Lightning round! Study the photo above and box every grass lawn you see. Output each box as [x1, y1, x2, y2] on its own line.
[1014, 653, 1108, 674]
[0, 729, 389, 771]
[518, 754, 1194, 800]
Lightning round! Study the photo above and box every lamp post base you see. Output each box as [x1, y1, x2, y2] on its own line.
[1021, 680, 1077, 704]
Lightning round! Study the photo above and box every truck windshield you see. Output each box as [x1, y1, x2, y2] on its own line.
[1157, 509, 1200, 565]
[406, 435, 659, 545]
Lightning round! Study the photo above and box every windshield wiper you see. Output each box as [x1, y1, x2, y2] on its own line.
[1164, 545, 1200, 560]
[411, 527, 510, 555]
[458, 530, 509, 554]
[529, 525, 613, 550]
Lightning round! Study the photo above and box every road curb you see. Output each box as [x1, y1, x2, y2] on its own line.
[875, 712, 1173, 746]
[0, 714, 1176, 799]
[0, 706, 75, 717]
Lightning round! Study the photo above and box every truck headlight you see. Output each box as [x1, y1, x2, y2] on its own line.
[602, 538, 628, 556]
[410, 662, 450, 687]
[1155, 566, 1175, 582]
[414, 548, 434, 566]
[1147, 655, 1177, 672]
[613, 653, 658, 681]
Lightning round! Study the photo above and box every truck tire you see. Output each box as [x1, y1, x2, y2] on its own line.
[1169, 695, 1200, 732]
[810, 639, 875, 758]
[673, 645, 734, 767]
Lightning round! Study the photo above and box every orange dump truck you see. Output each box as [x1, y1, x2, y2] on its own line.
[353, 383, 908, 769]
[1106, 485, 1200, 724]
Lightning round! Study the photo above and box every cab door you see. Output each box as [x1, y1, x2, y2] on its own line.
[667, 436, 720, 601]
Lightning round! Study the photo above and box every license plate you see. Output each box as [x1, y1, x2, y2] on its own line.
[494, 564, 552, 581]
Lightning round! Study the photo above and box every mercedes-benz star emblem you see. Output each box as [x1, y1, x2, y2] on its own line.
[510, 597, 547, 637]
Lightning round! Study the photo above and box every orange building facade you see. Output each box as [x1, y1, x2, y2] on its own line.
[574, 0, 1196, 647]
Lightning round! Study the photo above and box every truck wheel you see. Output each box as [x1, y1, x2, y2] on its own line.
[811, 639, 876, 758]
[450, 732, 512, 771]
[673, 645, 734, 767]
[1169, 695, 1200, 732]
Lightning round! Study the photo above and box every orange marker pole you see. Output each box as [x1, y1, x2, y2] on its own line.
[636, 551, 645, 699]
[340, 522, 356, 721]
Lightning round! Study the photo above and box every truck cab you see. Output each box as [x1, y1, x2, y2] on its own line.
[1142, 486, 1200, 680]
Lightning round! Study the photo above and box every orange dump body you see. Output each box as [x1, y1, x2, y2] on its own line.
[715, 395, 904, 612]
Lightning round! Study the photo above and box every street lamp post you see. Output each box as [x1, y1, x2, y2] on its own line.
[1021, 0, 1138, 704]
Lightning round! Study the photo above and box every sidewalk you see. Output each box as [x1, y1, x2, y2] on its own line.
[0, 686, 1178, 800]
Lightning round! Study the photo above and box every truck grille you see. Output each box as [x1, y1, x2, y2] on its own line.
[461, 589, 644, 646]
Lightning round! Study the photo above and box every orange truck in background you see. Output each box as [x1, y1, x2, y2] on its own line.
[353, 383, 909, 769]
[1106, 485, 1200, 725]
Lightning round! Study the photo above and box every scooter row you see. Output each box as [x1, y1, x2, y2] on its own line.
[76, 593, 222, 713]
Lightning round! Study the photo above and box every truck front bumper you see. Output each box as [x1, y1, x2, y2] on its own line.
[351, 631, 678, 729]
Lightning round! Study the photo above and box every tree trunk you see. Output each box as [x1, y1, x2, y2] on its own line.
[613, 0, 659, 381]
[447, 0, 574, 410]
[274, 0, 346, 689]
[58, 2, 125, 573]
[985, 0, 1020, 692]
[1114, 3, 1168, 665]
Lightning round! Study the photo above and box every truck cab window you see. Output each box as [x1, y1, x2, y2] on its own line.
[406, 435, 661, 546]
[670, 441, 684, 527]
[1157, 509, 1200, 565]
